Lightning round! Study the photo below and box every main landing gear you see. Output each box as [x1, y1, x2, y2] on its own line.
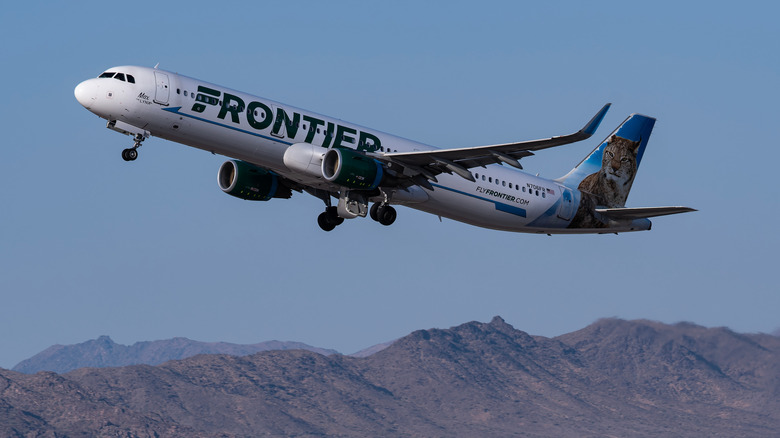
[121, 134, 145, 162]
[316, 203, 397, 231]
[314, 190, 397, 232]
[317, 206, 344, 232]
[370, 203, 397, 226]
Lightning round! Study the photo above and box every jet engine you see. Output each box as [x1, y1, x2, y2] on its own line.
[321, 148, 383, 190]
[283, 143, 324, 179]
[217, 160, 291, 201]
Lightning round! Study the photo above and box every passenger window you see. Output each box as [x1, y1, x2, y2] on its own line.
[489, 177, 492, 183]
[482, 175, 486, 181]
[535, 190, 539, 196]
[522, 187, 526, 192]
[184, 91, 188, 97]
[542, 192, 546, 198]
[509, 183, 512, 189]
[127, 75, 135, 83]
[502, 181, 506, 187]
[196, 94, 219, 105]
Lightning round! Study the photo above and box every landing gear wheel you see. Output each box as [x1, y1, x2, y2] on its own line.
[121, 134, 145, 162]
[317, 207, 344, 231]
[326, 206, 344, 226]
[317, 212, 336, 231]
[376, 204, 397, 226]
[121, 148, 138, 161]
[370, 203, 380, 221]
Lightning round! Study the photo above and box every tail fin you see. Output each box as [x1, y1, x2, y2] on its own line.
[556, 113, 655, 207]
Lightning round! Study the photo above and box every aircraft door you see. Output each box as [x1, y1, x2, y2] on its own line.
[153, 72, 170, 105]
[557, 187, 575, 221]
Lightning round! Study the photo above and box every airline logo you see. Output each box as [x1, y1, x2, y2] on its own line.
[475, 186, 530, 206]
[188, 86, 383, 152]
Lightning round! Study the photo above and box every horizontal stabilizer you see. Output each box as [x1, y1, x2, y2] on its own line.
[595, 206, 697, 220]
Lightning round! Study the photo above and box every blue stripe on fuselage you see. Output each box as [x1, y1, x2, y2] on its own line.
[494, 203, 528, 217]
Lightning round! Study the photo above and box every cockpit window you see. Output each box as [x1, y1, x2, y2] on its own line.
[98, 71, 134, 83]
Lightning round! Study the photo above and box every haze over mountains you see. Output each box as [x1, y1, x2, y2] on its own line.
[12, 336, 340, 374]
[2, 317, 779, 437]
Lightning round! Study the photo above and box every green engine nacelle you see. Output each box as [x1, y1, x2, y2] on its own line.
[217, 160, 290, 201]
[321, 148, 384, 190]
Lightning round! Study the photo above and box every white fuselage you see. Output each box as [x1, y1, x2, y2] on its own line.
[75, 66, 650, 234]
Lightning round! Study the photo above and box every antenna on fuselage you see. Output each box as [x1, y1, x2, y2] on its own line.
[153, 63, 160, 69]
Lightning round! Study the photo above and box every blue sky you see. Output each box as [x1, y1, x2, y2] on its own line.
[0, 1, 778, 368]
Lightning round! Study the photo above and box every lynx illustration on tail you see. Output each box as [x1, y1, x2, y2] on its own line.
[578, 135, 640, 207]
[568, 135, 641, 228]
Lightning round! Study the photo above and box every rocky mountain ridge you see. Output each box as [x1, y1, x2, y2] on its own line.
[2, 317, 779, 437]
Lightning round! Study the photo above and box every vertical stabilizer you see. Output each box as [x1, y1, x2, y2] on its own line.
[557, 114, 655, 207]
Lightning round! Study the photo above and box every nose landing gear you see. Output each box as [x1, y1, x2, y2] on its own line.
[121, 134, 145, 162]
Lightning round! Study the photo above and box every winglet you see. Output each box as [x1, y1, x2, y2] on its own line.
[581, 103, 611, 137]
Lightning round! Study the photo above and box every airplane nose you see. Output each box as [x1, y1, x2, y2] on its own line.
[74, 80, 96, 109]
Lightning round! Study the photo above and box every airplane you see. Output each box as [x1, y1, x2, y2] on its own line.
[74, 65, 695, 234]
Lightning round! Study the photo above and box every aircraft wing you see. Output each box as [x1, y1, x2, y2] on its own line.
[596, 206, 697, 220]
[376, 103, 610, 186]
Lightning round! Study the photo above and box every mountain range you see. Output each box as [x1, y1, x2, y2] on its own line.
[2, 316, 779, 437]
